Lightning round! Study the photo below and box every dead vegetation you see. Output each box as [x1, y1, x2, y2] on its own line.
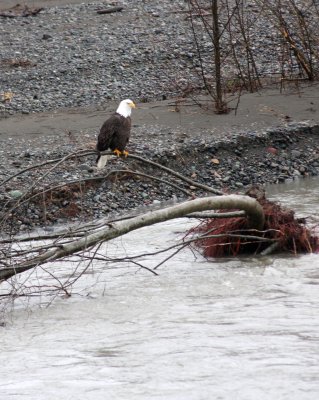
[0, 4, 43, 18]
[188, 186, 319, 257]
[186, 0, 319, 113]
[1, 58, 36, 68]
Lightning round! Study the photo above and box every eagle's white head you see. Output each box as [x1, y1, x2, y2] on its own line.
[116, 99, 136, 118]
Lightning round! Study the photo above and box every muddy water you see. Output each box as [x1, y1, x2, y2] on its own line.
[1, 178, 319, 400]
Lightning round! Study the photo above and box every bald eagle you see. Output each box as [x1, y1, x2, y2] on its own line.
[96, 99, 136, 169]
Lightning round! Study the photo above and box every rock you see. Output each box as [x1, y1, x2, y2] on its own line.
[20, 151, 32, 158]
[78, 163, 92, 171]
[291, 150, 301, 158]
[266, 147, 278, 155]
[278, 175, 286, 182]
[235, 182, 244, 187]
[11, 161, 22, 167]
[8, 190, 23, 199]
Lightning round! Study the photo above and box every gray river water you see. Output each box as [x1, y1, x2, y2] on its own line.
[1, 178, 319, 400]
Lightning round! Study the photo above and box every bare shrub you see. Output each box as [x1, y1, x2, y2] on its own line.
[186, 0, 319, 112]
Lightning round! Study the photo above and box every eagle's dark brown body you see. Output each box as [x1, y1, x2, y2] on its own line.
[96, 99, 135, 168]
[97, 113, 131, 153]
[96, 112, 131, 167]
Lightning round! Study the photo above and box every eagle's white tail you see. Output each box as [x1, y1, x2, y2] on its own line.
[97, 155, 112, 169]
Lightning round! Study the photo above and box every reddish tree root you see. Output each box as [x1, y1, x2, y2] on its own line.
[188, 187, 319, 257]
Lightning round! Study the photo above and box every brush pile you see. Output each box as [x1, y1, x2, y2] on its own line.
[189, 187, 319, 257]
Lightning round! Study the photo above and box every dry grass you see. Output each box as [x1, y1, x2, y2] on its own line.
[1, 58, 35, 68]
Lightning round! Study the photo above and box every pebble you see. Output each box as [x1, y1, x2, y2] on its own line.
[291, 150, 301, 158]
[8, 190, 23, 199]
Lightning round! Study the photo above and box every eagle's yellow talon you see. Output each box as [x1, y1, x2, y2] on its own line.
[122, 150, 129, 157]
[113, 149, 122, 157]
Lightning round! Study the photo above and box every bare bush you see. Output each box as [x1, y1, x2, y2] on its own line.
[258, 0, 319, 81]
[186, 0, 319, 112]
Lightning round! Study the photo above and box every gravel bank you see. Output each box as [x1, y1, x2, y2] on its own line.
[1, 0, 317, 115]
[0, 117, 318, 233]
[0, 0, 198, 114]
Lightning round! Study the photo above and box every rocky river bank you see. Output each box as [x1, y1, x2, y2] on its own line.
[0, 108, 318, 233]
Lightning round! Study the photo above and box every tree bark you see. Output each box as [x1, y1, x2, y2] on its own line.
[212, 0, 227, 113]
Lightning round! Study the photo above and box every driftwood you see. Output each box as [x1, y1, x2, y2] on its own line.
[96, 7, 124, 15]
[0, 194, 265, 282]
[0, 5, 43, 18]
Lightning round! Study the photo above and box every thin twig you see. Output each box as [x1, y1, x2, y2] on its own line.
[126, 153, 224, 195]
[0, 149, 92, 187]
[154, 243, 189, 270]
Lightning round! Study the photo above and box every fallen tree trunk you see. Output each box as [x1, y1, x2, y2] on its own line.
[0, 5, 43, 18]
[96, 7, 124, 14]
[0, 194, 264, 281]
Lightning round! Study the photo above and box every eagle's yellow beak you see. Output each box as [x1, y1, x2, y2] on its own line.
[129, 101, 136, 109]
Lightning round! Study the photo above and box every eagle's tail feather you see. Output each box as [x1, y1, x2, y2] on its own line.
[96, 154, 112, 169]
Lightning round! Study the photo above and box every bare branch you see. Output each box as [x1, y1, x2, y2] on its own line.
[126, 153, 224, 195]
[0, 149, 92, 187]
